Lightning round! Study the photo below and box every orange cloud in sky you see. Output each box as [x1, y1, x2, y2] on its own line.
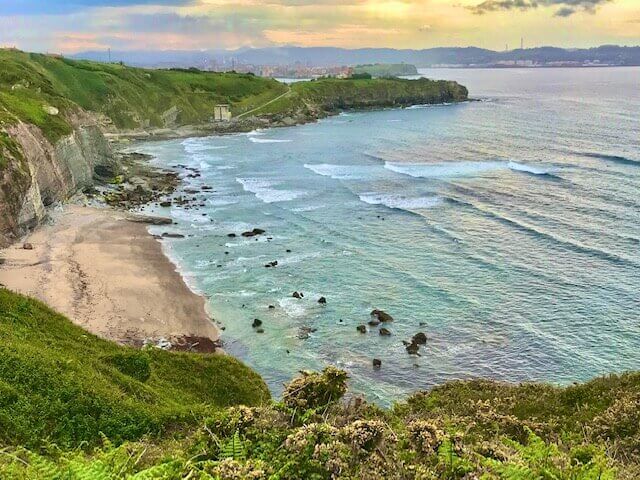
[1, 0, 638, 53]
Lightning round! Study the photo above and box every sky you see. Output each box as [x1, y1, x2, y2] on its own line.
[0, 0, 638, 53]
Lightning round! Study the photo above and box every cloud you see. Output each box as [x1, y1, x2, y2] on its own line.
[468, 0, 611, 17]
[554, 6, 576, 15]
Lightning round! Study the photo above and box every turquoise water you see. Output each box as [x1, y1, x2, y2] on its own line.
[135, 68, 640, 405]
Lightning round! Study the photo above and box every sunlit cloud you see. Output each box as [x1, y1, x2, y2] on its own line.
[0, 0, 637, 53]
[468, 0, 611, 17]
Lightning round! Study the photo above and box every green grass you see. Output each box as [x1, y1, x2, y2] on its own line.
[0, 288, 269, 449]
[0, 131, 23, 170]
[247, 77, 468, 117]
[0, 49, 287, 139]
[290, 77, 468, 110]
[353, 63, 419, 77]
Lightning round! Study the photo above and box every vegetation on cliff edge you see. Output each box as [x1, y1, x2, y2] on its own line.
[248, 77, 467, 117]
[0, 288, 269, 449]
[353, 63, 419, 77]
[0, 289, 638, 478]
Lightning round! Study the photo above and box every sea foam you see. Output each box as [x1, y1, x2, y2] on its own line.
[386, 160, 556, 178]
[304, 163, 376, 180]
[249, 137, 292, 144]
[359, 193, 442, 210]
[236, 177, 306, 203]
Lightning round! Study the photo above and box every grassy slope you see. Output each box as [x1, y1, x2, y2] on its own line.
[0, 288, 269, 449]
[253, 77, 468, 116]
[353, 63, 419, 76]
[0, 49, 288, 141]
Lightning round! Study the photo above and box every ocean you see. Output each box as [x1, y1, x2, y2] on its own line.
[134, 67, 640, 405]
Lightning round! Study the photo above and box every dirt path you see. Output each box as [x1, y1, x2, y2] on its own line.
[236, 87, 291, 119]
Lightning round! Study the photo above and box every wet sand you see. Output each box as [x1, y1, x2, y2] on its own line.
[0, 205, 219, 351]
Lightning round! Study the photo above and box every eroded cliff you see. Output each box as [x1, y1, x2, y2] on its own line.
[0, 113, 114, 246]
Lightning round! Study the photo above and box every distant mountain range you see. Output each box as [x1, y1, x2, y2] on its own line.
[72, 45, 640, 69]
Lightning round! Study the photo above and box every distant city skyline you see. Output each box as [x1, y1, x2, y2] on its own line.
[0, 0, 638, 54]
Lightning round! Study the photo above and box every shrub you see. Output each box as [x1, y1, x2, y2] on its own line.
[282, 366, 348, 410]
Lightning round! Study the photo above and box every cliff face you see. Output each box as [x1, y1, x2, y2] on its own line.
[0, 115, 113, 246]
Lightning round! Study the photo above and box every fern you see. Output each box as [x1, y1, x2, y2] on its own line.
[26, 451, 64, 480]
[128, 460, 184, 479]
[65, 460, 113, 480]
[219, 431, 246, 461]
[480, 429, 617, 480]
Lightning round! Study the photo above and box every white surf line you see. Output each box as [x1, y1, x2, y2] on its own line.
[236, 87, 292, 119]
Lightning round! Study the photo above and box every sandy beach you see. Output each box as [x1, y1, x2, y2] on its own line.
[0, 204, 219, 352]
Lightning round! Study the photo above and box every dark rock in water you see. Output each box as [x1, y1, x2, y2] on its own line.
[159, 201, 172, 207]
[406, 343, 420, 355]
[371, 309, 394, 323]
[419, 322, 428, 327]
[318, 296, 327, 304]
[412, 332, 427, 345]
[372, 358, 382, 368]
[201, 185, 213, 190]
[256, 328, 265, 334]
[161, 232, 185, 238]
[22, 243, 34, 250]
[265, 261, 278, 268]
[298, 326, 317, 340]
[292, 291, 302, 299]
[242, 228, 266, 237]
[252, 318, 263, 328]
[286, 249, 292, 253]
[356, 325, 367, 333]
[227, 233, 237, 238]
[379, 328, 392, 336]
[368, 319, 380, 327]
[268, 305, 275, 309]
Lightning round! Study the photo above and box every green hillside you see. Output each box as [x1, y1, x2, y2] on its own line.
[0, 289, 638, 478]
[250, 76, 468, 116]
[353, 63, 419, 77]
[0, 288, 269, 449]
[0, 49, 288, 140]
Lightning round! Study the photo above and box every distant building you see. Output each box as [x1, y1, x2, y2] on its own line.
[213, 104, 231, 122]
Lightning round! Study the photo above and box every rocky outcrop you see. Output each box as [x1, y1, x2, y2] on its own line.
[0, 114, 115, 246]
